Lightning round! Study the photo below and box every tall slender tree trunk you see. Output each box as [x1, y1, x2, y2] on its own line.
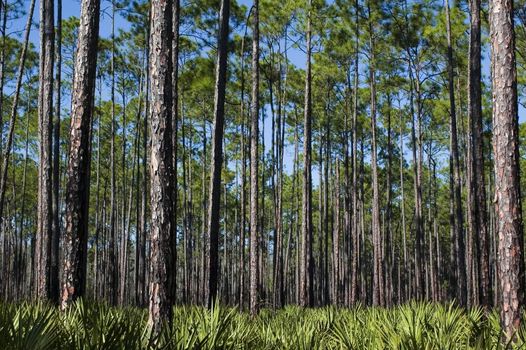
[134, 65, 146, 305]
[489, 0, 524, 337]
[137, 20, 150, 306]
[249, 0, 260, 316]
[119, 78, 128, 306]
[350, 0, 359, 305]
[445, 0, 467, 307]
[93, 77, 102, 300]
[333, 159, 340, 305]
[171, 0, 180, 304]
[109, 1, 118, 306]
[368, 3, 383, 307]
[207, 0, 230, 307]
[17, 98, 30, 300]
[293, 114, 300, 303]
[300, 0, 314, 308]
[35, 0, 54, 300]
[0, 0, 8, 147]
[238, 14, 250, 310]
[147, 0, 174, 335]
[385, 93, 393, 305]
[50, 0, 62, 304]
[60, 0, 100, 309]
[272, 37, 286, 308]
[468, 0, 490, 307]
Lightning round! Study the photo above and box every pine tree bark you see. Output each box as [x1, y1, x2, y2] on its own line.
[368, 3, 383, 307]
[109, 1, 118, 305]
[171, 0, 180, 304]
[399, 111, 408, 302]
[139, 47, 149, 306]
[489, 0, 524, 337]
[0, 0, 8, 144]
[385, 93, 393, 305]
[207, 0, 230, 308]
[36, 0, 54, 300]
[50, 0, 62, 304]
[300, 0, 314, 308]
[60, 0, 100, 310]
[445, 0, 467, 306]
[238, 16, 249, 310]
[249, 0, 260, 316]
[147, 0, 175, 334]
[93, 78, 102, 299]
[350, 0, 359, 304]
[468, 0, 490, 307]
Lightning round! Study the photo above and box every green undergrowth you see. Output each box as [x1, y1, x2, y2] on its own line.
[0, 300, 523, 349]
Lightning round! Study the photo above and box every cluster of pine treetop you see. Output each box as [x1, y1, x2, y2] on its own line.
[0, 0, 525, 340]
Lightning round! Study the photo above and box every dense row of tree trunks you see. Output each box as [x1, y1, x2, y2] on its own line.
[0, 0, 522, 340]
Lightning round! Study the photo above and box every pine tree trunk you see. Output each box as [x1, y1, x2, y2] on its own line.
[0, 1, 8, 146]
[489, 0, 524, 337]
[140, 58, 149, 306]
[61, 0, 100, 309]
[468, 0, 490, 307]
[119, 78, 128, 306]
[249, 0, 260, 316]
[171, 0, 180, 304]
[94, 80, 102, 299]
[350, 0, 359, 305]
[293, 115, 299, 304]
[445, 0, 467, 307]
[368, 4, 383, 306]
[50, 0, 62, 304]
[147, 0, 175, 335]
[273, 37, 286, 308]
[300, 0, 314, 308]
[385, 93, 393, 306]
[207, 0, 230, 307]
[17, 99, 30, 300]
[333, 160, 340, 305]
[109, 2, 118, 306]
[238, 17, 248, 310]
[35, 0, 54, 300]
[399, 112, 408, 302]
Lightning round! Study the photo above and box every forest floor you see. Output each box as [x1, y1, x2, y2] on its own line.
[0, 300, 521, 349]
